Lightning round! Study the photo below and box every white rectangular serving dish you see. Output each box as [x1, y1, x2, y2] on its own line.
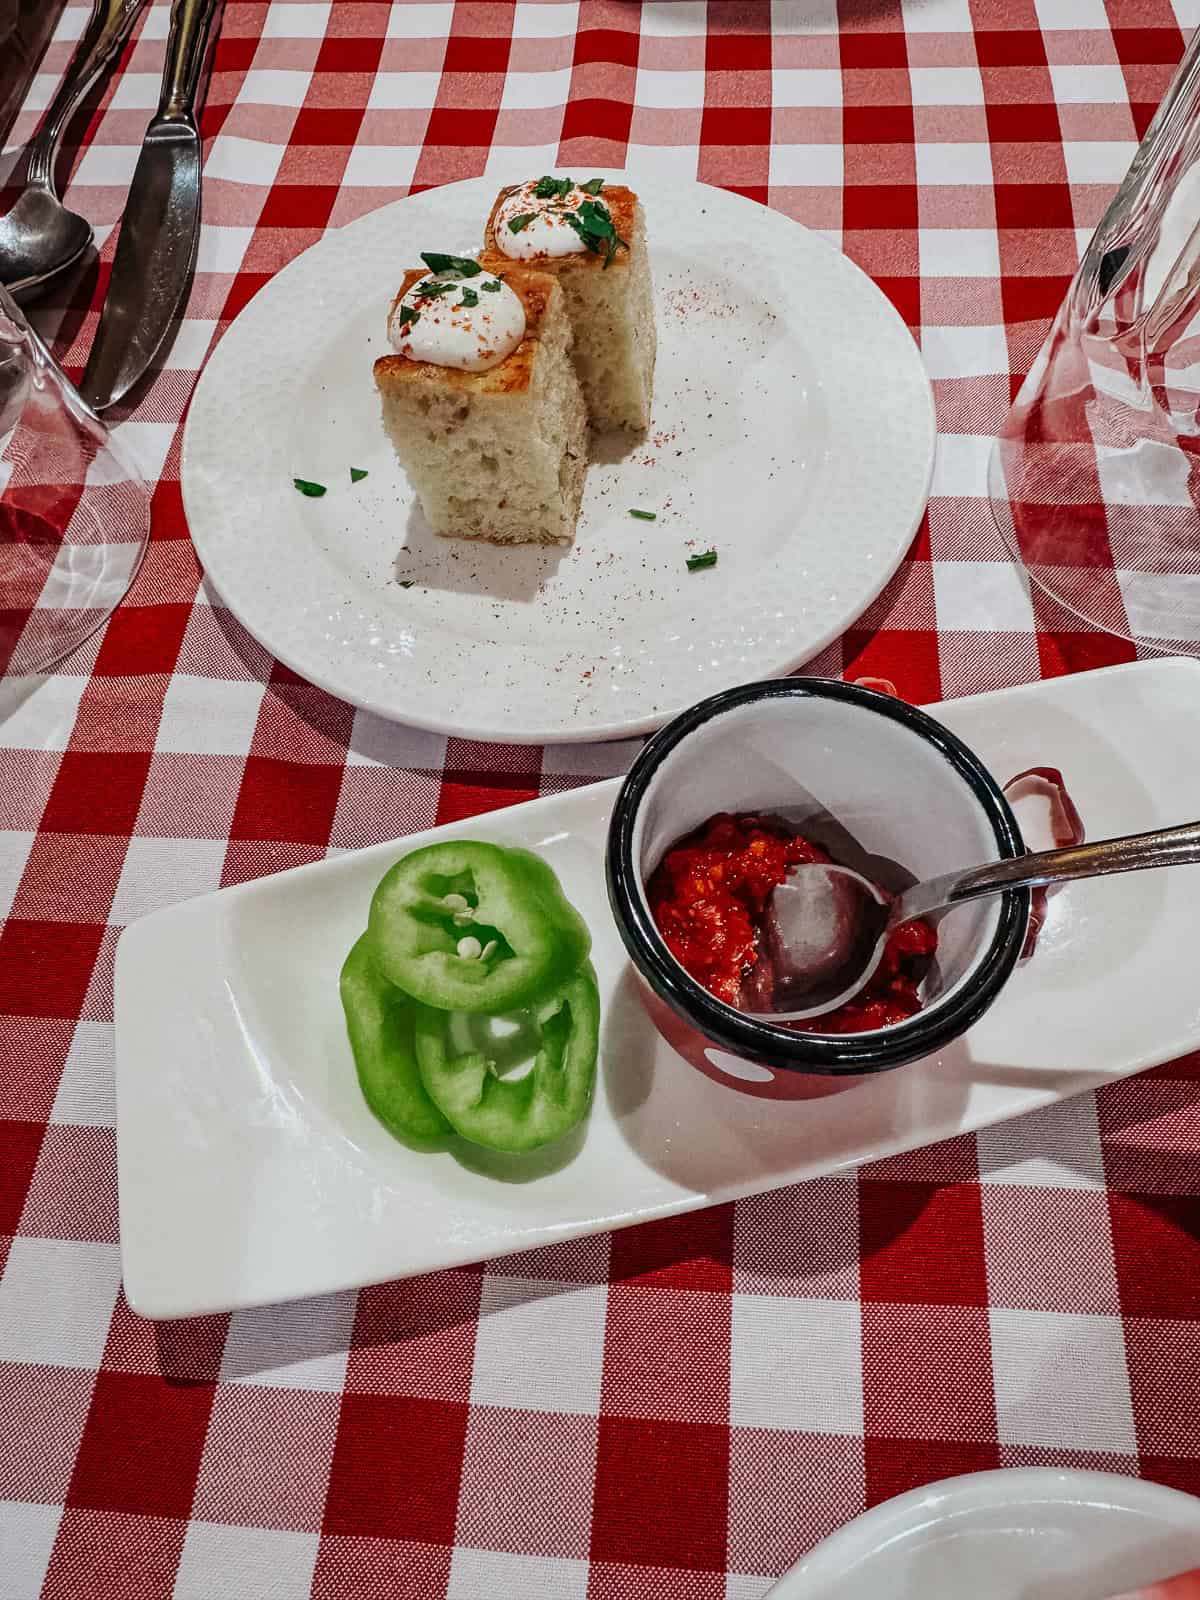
[116, 659, 1200, 1317]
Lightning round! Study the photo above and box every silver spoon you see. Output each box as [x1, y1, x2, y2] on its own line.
[0, 0, 148, 304]
[754, 818, 1200, 1023]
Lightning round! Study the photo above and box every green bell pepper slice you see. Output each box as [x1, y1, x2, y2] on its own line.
[368, 840, 590, 1013]
[414, 963, 600, 1152]
[340, 933, 452, 1149]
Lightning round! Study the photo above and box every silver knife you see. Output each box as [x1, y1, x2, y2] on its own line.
[80, 0, 224, 411]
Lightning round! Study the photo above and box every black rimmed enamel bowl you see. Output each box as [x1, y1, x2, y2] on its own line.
[605, 678, 1030, 1100]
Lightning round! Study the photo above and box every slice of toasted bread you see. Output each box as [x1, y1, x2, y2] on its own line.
[373, 268, 588, 547]
[480, 185, 656, 434]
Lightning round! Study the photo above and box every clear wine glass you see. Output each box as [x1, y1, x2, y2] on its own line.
[989, 27, 1200, 652]
[0, 282, 150, 677]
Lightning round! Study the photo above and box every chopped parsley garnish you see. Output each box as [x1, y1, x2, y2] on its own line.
[293, 478, 327, 497]
[398, 580, 416, 589]
[579, 177, 605, 195]
[419, 251, 482, 277]
[481, 278, 502, 292]
[350, 467, 368, 483]
[686, 549, 718, 572]
[415, 278, 455, 299]
[396, 304, 420, 328]
[534, 175, 574, 199]
[628, 508, 657, 521]
[507, 213, 536, 233]
[458, 287, 479, 308]
[563, 198, 628, 267]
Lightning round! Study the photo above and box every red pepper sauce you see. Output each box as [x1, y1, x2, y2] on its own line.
[647, 812, 937, 1033]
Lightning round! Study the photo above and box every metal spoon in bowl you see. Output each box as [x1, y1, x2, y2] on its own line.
[0, 0, 148, 303]
[752, 818, 1200, 1023]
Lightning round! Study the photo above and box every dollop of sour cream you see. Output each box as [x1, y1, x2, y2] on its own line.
[387, 269, 525, 372]
[494, 178, 597, 259]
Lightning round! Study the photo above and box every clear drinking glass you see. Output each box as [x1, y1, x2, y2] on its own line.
[990, 27, 1200, 652]
[0, 283, 150, 676]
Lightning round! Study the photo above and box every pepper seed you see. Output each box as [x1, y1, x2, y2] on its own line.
[452, 910, 474, 926]
[456, 935, 483, 960]
[480, 940, 498, 961]
[442, 892, 469, 911]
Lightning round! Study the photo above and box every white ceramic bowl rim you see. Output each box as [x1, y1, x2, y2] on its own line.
[605, 678, 1030, 1075]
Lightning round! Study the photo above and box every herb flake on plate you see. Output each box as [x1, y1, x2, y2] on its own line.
[351, 467, 368, 483]
[481, 278, 502, 292]
[563, 199, 628, 267]
[579, 177, 605, 195]
[458, 287, 479, 308]
[534, 175, 574, 199]
[507, 213, 536, 234]
[395, 304, 420, 328]
[628, 508, 657, 521]
[294, 478, 327, 498]
[420, 251, 482, 277]
[686, 549, 718, 572]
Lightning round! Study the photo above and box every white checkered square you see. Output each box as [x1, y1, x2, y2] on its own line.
[977, 1094, 1106, 1191]
[0, 831, 34, 920]
[1099, 440, 1198, 507]
[725, 1579, 776, 1600]
[0, 673, 88, 752]
[220, 1292, 357, 1392]
[109, 72, 162, 109]
[470, 1277, 607, 1415]
[73, 142, 139, 186]
[1171, 0, 1200, 24]
[1035, 0, 1111, 26]
[901, 0, 975, 26]
[0, 1238, 121, 1368]
[633, 69, 705, 109]
[920, 228, 1001, 277]
[110, 837, 226, 923]
[50, 1021, 116, 1128]
[485, 144, 564, 178]
[639, 0, 706, 33]
[499, 68, 576, 110]
[163, 317, 217, 371]
[342, 144, 420, 188]
[369, 72, 446, 109]
[910, 66, 985, 106]
[447, 1549, 588, 1600]
[206, 134, 286, 187]
[195, 226, 256, 274]
[921, 324, 1010, 379]
[730, 1296, 863, 1433]
[511, 1, 580, 37]
[772, 0, 839, 31]
[1050, 64, 1132, 105]
[386, 1, 453, 35]
[933, 558, 1037, 633]
[262, 2, 331, 36]
[915, 142, 994, 186]
[1063, 141, 1138, 186]
[623, 145, 701, 183]
[240, 69, 314, 106]
[929, 433, 993, 499]
[156, 674, 264, 755]
[0, 1501, 62, 1600]
[769, 143, 843, 186]
[772, 69, 843, 107]
[990, 1308, 1137, 1452]
[173, 1523, 320, 1600]
[345, 709, 447, 769]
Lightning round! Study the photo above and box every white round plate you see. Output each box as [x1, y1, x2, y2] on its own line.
[766, 1470, 1200, 1600]
[182, 171, 934, 743]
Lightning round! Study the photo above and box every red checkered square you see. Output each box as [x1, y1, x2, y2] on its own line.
[859, 1181, 989, 1305]
[1123, 1319, 1200, 1456]
[67, 1371, 216, 1518]
[323, 1394, 469, 1541]
[609, 1205, 734, 1292]
[228, 755, 345, 844]
[1097, 1078, 1200, 1195]
[590, 1416, 728, 1571]
[1107, 1193, 1200, 1318]
[39, 751, 151, 835]
[455, 1407, 598, 1558]
[865, 1436, 1001, 1505]
[15, 1125, 118, 1242]
[0, 921, 106, 1020]
[0, 1118, 45, 1231]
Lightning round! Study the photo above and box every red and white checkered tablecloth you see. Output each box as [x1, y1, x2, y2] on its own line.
[3, 1, 1200, 1596]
